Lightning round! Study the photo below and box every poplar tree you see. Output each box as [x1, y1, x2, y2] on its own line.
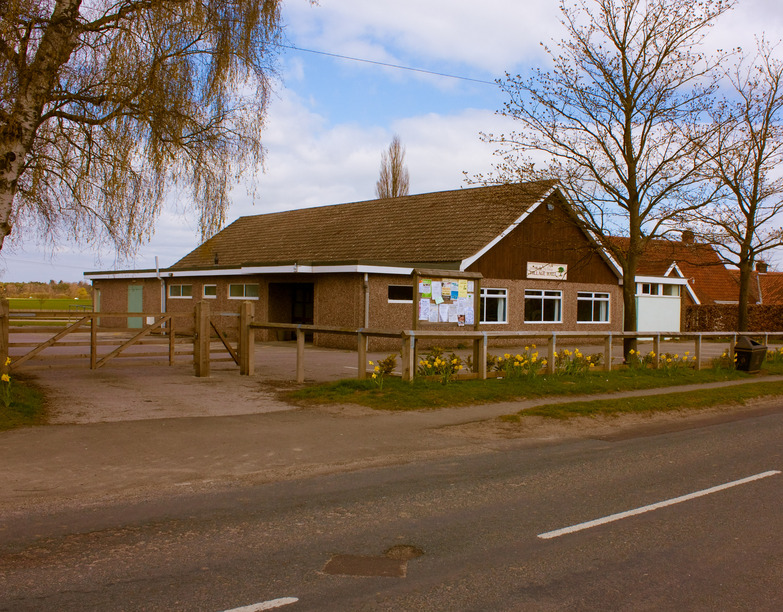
[375, 135, 410, 199]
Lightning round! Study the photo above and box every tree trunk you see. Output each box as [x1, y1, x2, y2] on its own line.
[0, 0, 82, 251]
[736, 259, 753, 332]
[622, 270, 638, 359]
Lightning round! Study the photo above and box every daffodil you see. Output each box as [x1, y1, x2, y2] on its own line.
[1, 373, 9, 383]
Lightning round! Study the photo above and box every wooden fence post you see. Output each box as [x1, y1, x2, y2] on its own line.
[548, 334, 557, 374]
[694, 334, 702, 371]
[652, 334, 660, 369]
[604, 334, 612, 372]
[194, 301, 210, 377]
[479, 333, 488, 380]
[401, 332, 415, 382]
[357, 330, 367, 380]
[239, 301, 255, 376]
[296, 326, 305, 383]
[90, 313, 97, 369]
[0, 298, 8, 372]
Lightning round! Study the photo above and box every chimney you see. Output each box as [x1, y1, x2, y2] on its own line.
[756, 261, 768, 273]
[681, 230, 695, 244]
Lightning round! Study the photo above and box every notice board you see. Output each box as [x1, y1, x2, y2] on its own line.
[411, 269, 482, 331]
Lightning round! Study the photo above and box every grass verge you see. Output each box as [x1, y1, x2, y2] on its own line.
[0, 374, 47, 431]
[8, 298, 92, 310]
[500, 380, 783, 422]
[284, 364, 783, 411]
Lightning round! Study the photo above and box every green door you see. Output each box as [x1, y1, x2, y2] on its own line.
[127, 285, 143, 329]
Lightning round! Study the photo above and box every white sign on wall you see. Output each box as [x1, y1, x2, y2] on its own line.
[527, 262, 568, 280]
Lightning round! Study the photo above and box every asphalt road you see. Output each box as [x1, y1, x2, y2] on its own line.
[1, 406, 782, 611]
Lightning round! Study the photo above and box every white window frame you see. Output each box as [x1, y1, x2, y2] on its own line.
[524, 289, 562, 324]
[202, 284, 217, 299]
[228, 283, 259, 300]
[168, 284, 193, 299]
[480, 288, 508, 324]
[638, 283, 660, 296]
[662, 284, 681, 297]
[577, 291, 610, 323]
[387, 285, 414, 304]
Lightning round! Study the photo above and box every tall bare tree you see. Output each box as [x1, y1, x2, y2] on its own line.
[482, 0, 733, 353]
[0, 0, 296, 255]
[679, 42, 783, 331]
[375, 134, 410, 199]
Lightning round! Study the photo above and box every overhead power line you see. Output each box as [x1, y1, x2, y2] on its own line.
[277, 43, 498, 86]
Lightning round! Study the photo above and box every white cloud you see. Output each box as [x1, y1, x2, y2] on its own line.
[284, 0, 560, 74]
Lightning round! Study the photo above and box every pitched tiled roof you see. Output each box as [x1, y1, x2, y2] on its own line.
[758, 272, 783, 304]
[610, 236, 738, 304]
[170, 181, 559, 270]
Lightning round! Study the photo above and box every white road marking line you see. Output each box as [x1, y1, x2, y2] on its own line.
[538, 470, 781, 540]
[220, 597, 299, 611]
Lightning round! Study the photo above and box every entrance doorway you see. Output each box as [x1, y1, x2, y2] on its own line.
[127, 285, 143, 328]
[268, 282, 314, 340]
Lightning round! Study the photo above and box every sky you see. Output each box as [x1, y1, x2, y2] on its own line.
[2, 0, 783, 282]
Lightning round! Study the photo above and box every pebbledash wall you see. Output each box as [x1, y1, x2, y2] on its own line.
[89, 195, 625, 350]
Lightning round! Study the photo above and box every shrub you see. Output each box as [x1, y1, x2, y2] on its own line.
[553, 348, 600, 375]
[495, 345, 546, 379]
[369, 354, 397, 389]
[417, 347, 464, 384]
[712, 350, 737, 370]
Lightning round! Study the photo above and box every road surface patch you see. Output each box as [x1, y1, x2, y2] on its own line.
[323, 544, 424, 577]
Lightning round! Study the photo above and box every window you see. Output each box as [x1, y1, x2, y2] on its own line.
[662, 284, 681, 296]
[480, 288, 508, 323]
[639, 283, 660, 295]
[524, 290, 562, 323]
[228, 283, 259, 299]
[577, 292, 610, 323]
[168, 284, 192, 298]
[203, 284, 217, 299]
[388, 285, 413, 303]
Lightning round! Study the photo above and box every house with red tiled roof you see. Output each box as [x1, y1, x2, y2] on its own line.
[756, 265, 783, 304]
[727, 262, 783, 306]
[85, 181, 626, 348]
[613, 233, 783, 332]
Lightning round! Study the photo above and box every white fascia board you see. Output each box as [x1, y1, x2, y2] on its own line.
[635, 275, 689, 285]
[88, 263, 415, 280]
[84, 271, 160, 280]
[665, 262, 685, 277]
[314, 264, 414, 275]
[459, 185, 556, 271]
[636, 274, 700, 303]
[685, 284, 701, 305]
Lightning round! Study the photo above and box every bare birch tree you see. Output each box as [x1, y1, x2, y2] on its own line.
[481, 0, 733, 353]
[375, 135, 410, 199]
[0, 0, 296, 255]
[679, 42, 783, 331]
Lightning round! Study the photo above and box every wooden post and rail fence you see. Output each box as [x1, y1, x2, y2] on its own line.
[2, 297, 780, 382]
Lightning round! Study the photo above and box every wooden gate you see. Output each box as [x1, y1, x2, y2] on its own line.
[1, 298, 255, 377]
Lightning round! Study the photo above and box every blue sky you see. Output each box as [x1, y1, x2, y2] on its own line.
[2, 0, 782, 282]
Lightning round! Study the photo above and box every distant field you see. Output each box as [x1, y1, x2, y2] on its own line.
[8, 298, 93, 311]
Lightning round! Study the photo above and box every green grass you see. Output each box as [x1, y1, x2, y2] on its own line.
[284, 363, 783, 411]
[501, 380, 783, 421]
[0, 374, 47, 431]
[8, 298, 92, 310]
